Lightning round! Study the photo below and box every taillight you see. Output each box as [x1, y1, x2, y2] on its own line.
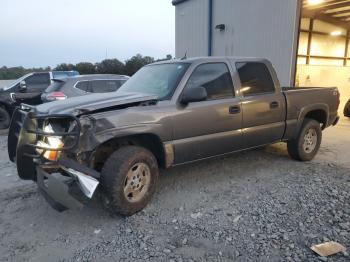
[47, 92, 67, 101]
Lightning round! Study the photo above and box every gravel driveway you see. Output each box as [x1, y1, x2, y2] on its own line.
[0, 121, 349, 262]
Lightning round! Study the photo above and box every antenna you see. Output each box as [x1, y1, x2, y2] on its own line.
[181, 51, 187, 60]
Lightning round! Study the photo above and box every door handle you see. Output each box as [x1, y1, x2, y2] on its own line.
[270, 101, 279, 109]
[229, 105, 241, 114]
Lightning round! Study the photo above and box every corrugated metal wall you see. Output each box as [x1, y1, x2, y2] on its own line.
[175, 0, 209, 58]
[175, 0, 300, 86]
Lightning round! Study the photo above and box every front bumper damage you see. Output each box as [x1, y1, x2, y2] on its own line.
[37, 158, 100, 212]
[8, 106, 100, 212]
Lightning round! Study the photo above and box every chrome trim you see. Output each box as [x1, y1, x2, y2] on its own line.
[10, 93, 16, 102]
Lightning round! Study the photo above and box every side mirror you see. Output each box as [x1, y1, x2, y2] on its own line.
[19, 81, 27, 92]
[181, 86, 207, 104]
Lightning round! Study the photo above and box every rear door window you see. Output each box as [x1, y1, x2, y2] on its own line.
[236, 62, 275, 96]
[26, 73, 50, 86]
[75, 81, 89, 92]
[90, 80, 124, 93]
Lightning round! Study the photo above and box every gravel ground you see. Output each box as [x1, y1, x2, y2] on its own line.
[0, 123, 349, 262]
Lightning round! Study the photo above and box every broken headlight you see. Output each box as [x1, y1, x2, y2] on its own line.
[35, 118, 79, 161]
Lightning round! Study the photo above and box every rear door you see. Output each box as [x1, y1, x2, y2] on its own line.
[172, 61, 242, 163]
[235, 62, 285, 148]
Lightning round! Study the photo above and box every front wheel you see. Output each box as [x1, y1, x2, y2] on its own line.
[100, 146, 159, 216]
[287, 118, 322, 161]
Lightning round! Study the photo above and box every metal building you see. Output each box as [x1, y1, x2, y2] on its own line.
[172, 0, 301, 86]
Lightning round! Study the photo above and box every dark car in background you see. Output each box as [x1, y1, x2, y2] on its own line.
[41, 74, 129, 102]
[344, 99, 350, 118]
[0, 71, 79, 129]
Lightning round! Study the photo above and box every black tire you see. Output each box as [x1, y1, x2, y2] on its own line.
[100, 146, 159, 216]
[287, 118, 322, 161]
[0, 107, 10, 130]
[344, 100, 350, 118]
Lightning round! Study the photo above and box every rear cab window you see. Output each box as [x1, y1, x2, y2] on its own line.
[184, 63, 235, 100]
[236, 62, 275, 96]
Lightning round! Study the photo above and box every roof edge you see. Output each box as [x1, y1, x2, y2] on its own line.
[172, 0, 190, 6]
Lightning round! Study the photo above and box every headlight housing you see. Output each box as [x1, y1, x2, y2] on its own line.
[36, 124, 64, 161]
[34, 117, 80, 161]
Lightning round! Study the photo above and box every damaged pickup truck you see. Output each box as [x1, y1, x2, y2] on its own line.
[8, 57, 340, 216]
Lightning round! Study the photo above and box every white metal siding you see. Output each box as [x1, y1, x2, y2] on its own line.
[212, 0, 299, 86]
[175, 0, 300, 86]
[175, 0, 209, 58]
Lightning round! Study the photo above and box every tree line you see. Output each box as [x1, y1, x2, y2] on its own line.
[0, 54, 172, 80]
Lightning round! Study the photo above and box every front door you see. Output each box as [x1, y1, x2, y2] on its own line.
[236, 62, 285, 148]
[172, 62, 242, 164]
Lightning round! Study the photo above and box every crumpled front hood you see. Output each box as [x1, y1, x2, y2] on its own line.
[34, 92, 157, 116]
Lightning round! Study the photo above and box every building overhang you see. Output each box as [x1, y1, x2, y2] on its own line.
[172, 0, 190, 6]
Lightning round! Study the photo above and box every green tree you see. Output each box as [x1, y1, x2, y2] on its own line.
[54, 63, 76, 71]
[125, 54, 154, 76]
[75, 62, 96, 75]
[156, 54, 173, 62]
[0, 66, 50, 80]
[95, 59, 125, 74]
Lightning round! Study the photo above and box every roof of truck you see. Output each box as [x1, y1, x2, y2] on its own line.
[150, 56, 270, 65]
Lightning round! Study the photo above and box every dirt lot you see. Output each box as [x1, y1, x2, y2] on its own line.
[0, 120, 349, 262]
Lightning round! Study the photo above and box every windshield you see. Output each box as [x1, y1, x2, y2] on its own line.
[45, 79, 65, 93]
[117, 63, 190, 100]
[2, 73, 32, 91]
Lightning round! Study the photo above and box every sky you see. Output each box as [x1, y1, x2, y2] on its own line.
[0, 0, 175, 68]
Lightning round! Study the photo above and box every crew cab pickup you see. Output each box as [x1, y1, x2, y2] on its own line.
[8, 57, 340, 216]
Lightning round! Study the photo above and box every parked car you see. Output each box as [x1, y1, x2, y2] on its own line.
[8, 57, 340, 216]
[0, 71, 79, 129]
[344, 98, 350, 118]
[41, 74, 129, 103]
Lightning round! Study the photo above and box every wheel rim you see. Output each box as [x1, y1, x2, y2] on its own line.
[123, 162, 151, 203]
[303, 128, 317, 154]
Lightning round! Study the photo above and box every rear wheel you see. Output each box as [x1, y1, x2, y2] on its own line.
[0, 107, 10, 130]
[100, 146, 159, 216]
[287, 118, 322, 161]
[344, 101, 350, 118]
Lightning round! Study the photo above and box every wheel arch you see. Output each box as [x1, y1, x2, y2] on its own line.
[297, 104, 329, 132]
[90, 133, 168, 171]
